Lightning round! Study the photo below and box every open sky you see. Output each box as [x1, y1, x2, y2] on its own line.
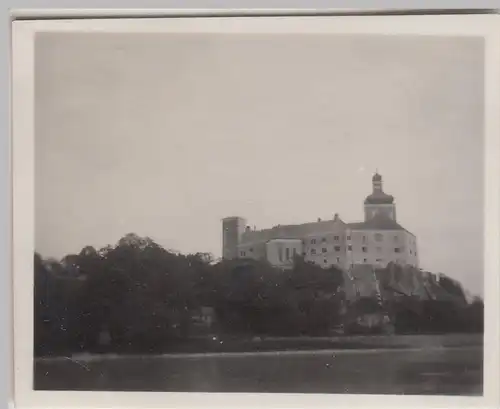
[35, 33, 484, 296]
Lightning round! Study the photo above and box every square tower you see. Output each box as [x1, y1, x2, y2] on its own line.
[222, 217, 247, 260]
[364, 173, 397, 221]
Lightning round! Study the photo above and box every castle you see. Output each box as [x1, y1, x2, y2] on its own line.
[222, 173, 419, 271]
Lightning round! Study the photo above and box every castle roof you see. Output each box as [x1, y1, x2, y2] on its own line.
[347, 214, 409, 233]
[240, 215, 346, 244]
[364, 191, 394, 205]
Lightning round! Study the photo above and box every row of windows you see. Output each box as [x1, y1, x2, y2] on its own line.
[359, 258, 408, 264]
[321, 257, 387, 265]
[309, 233, 402, 245]
[311, 246, 342, 255]
[310, 246, 406, 254]
[241, 246, 416, 258]
[241, 247, 300, 261]
[323, 257, 341, 264]
[311, 236, 343, 244]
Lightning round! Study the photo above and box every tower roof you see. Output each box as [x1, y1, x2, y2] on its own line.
[348, 213, 404, 231]
[364, 191, 394, 205]
[365, 172, 394, 204]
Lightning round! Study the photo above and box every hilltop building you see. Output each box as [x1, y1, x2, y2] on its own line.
[222, 173, 419, 271]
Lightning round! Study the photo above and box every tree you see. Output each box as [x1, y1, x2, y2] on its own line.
[34, 253, 50, 356]
[34, 234, 481, 357]
[210, 256, 344, 336]
[34, 252, 87, 356]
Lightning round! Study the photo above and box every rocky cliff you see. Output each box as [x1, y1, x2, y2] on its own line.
[343, 262, 467, 304]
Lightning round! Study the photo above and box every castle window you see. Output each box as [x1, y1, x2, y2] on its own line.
[285, 248, 290, 260]
[376, 258, 383, 263]
[334, 246, 341, 252]
[334, 236, 340, 241]
[249, 248, 253, 252]
[362, 236, 367, 243]
[324, 259, 328, 264]
[374, 233, 383, 242]
[347, 245, 352, 251]
[410, 250, 413, 255]
[240, 251, 246, 257]
[322, 237, 327, 243]
[311, 249, 316, 255]
[322, 248, 327, 253]
[336, 257, 340, 263]
[363, 258, 368, 263]
[394, 248, 401, 253]
[394, 235, 399, 242]
[362, 246, 367, 253]
[347, 236, 351, 241]
[311, 239, 316, 244]
[278, 247, 283, 262]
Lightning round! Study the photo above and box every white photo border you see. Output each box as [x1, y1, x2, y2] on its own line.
[11, 12, 500, 409]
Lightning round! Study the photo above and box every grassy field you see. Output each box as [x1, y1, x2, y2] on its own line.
[34, 334, 483, 395]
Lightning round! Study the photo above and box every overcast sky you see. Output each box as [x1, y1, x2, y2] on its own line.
[35, 33, 484, 296]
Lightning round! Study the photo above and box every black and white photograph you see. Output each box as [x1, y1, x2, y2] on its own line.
[11, 12, 500, 408]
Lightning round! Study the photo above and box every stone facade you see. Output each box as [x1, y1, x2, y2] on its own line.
[222, 173, 419, 271]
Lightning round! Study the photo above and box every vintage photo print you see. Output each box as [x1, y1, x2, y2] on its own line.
[11, 12, 500, 409]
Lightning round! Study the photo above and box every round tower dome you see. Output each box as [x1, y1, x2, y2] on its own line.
[364, 192, 394, 205]
[365, 172, 394, 204]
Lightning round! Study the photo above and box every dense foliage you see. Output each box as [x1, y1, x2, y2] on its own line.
[387, 296, 483, 334]
[34, 234, 345, 356]
[34, 234, 483, 357]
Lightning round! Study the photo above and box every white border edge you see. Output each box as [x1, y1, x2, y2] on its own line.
[11, 14, 500, 409]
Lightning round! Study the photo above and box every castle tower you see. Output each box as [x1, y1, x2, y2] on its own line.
[364, 172, 397, 221]
[222, 217, 247, 260]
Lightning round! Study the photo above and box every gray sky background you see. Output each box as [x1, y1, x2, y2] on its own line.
[35, 33, 484, 296]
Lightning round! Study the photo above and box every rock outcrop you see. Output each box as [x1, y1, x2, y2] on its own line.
[343, 262, 467, 304]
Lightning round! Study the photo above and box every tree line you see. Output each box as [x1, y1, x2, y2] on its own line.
[34, 233, 483, 357]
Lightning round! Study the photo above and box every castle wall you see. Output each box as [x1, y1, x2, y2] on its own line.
[233, 222, 419, 271]
[236, 241, 267, 261]
[224, 174, 420, 271]
[404, 233, 419, 268]
[347, 229, 418, 269]
[239, 218, 350, 269]
[265, 239, 303, 269]
[302, 225, 349, 269]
